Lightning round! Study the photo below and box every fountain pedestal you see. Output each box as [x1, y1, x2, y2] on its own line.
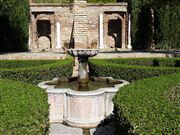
[67, 49, 99, 87]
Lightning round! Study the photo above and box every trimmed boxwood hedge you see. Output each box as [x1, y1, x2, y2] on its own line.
[113, 73, 180, 134]
[106, 58, 180, 67]
[0, 60, 56, 69]
[89, 58, 180, 82]
[0, 60, 73, 84]
[0, 79, 49, 134]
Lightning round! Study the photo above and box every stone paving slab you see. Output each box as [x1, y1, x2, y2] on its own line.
[50, 124, 83, 135]
[49, 122, 115, 135]
[0, 52, 67, 60]
[94, 51, 179, 59]
[0, 51, 179, 60]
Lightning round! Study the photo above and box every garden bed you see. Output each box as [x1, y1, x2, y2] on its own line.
[89, 58, 180, 82]
[113, 73, 180, 134]
[0, 79, 49, 134]
[0, 60, 73, 84]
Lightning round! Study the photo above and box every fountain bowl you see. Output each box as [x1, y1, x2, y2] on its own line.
[38, 77, 129, 128]
[67, 49, 99, 57]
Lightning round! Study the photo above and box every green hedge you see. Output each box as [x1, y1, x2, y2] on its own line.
[113, 73, 180, 134]
[107, 58, 180, 67]
[89, 58, 180, 82]
[0, 60, 73, 84]
[0, 79, 49, 134]
[0, 60, 56, 69]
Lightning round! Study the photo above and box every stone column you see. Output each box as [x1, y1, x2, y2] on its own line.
[99, 13, 104, 49]
[74, 0, 88, 48]
[56, 22, 61, 49]
[31, 15, 37, 50]
[127, 14, 132, 49]
[28, 24, 31, 49]
[121, 15, 126, 49]
[51, 22, 55, 49]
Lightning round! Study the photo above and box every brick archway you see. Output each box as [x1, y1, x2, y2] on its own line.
[104, 12, 126, 49]
[37, 20, 51, 49]
[29, 13, 55, 51]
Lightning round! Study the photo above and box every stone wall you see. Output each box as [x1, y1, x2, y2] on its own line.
[30, 4, 74, 51]
[29, 2, 129, 51]
[86, 3, 128, 49]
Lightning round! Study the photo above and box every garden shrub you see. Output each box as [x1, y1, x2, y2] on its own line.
[0, 60, 73, 84]
[113, 73, 180, 134]
[89, 58, 180, 82]
[106, 58, 180, 67]
[0, 79, 49, 134]
[0, 0, 29, 52]
[0, 60, 56, 69]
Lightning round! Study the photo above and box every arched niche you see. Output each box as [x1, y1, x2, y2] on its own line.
[104, 12, 126, 49]
[30, 13, 55, 50]
[108, 17, 122, 48]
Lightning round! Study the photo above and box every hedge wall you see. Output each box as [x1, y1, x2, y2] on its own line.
[113, 73, 180, 134]
[0, 60, 73, 84]
[0, 79, 49, 134]
[89, 58, 180, 82]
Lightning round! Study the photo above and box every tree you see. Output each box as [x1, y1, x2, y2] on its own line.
[122, 0, 180, 50]
[0, 0, 29, 52]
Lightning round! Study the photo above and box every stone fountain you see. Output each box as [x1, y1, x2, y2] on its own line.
[38, 50, 129, 127]
[38, 0, 129, 128]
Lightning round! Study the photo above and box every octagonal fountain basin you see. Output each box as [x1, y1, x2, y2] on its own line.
[38, 77, 129, 128]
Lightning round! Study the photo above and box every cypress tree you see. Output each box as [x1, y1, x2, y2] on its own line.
[0, 0, 29, 52]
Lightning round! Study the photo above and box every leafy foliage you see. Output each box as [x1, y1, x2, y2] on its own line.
[118, 0, 180, 50]
[0, 60, 73, 84]
[0, 0, 29, 52]
[113, 73, 180, 134]
[155, 5, 180, 49]
[0, 79, 49, 134]
[89, 58, 180, 82]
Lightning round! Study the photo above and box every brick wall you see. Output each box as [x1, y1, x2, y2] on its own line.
[29, 3, 128, 51]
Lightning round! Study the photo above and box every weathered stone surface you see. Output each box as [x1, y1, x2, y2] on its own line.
[29, 1, 129, 51]
[38, 78, 129, 128]
[38, 36, 51, 50]
[50, 124, 83, 135]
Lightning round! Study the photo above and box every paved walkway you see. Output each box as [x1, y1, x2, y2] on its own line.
[50, 122, 115, 135]
[50, 124, 83, 135]
[0, 50, 179, 60]
[0, 52, 67, 60]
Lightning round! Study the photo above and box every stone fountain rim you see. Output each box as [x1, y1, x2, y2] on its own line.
[67, 49, 99, 51]
[38, 77, 129, 96]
